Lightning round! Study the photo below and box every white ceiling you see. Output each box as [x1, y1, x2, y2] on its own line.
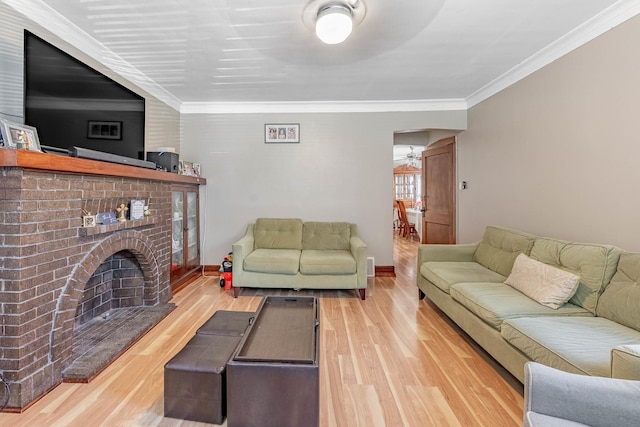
[6, 0, 640, 112]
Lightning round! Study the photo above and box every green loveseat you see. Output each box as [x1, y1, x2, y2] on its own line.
[417, 226, 640, 383]
[232, 218, 368, 299]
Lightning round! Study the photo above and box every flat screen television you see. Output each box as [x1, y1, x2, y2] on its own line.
[24, 31, 145, 160]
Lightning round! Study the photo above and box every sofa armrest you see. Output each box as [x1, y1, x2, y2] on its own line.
[350, 236, 367, 289]
[231, 224, 255, 286]
[612, 345, 640, 380]
[417, 243, 478, 267]
[523, 362, 640, 427]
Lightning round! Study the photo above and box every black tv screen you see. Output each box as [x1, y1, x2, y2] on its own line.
[24, 31, 145, 159]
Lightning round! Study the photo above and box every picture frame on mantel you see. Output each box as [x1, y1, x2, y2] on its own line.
[0, 119, 42, 152]
[265, 123, 300, 143]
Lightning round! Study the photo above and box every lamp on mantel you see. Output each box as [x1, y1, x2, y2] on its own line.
[303, 0, 366, 45]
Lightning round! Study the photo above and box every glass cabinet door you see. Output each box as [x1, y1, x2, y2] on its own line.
[406, 175, 415, 200]
[170, 185, 201, 290]
[171, 191, 184, 273]
[186, 190, 199, 268]
[394, 175, 404, 199]
[393, 169, 421, 207]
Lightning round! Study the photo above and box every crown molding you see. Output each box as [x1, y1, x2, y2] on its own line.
[180, 99, 468, 114]
[6, 0, 638, 115]
[2, 0, 183, 112]
[466, 0, 640, 108]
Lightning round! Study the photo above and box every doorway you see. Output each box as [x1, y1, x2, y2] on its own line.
[393, 141, 425, 243]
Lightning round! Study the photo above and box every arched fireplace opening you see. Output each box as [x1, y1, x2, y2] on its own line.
[50, 231, 174, 383]
[74, 250, 145, 326]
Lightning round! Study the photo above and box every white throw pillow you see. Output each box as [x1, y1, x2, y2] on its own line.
[505, 253, 580, 309]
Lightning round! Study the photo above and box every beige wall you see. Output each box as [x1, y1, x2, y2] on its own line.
[457, 14, 640, 250]
[181, 111, 466, 266]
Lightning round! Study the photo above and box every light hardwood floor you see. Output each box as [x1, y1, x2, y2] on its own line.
[0, 236, 524, 426]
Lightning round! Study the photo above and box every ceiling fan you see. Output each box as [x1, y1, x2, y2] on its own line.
[403, 146, 422, 167]
[393, 145, 425, 167]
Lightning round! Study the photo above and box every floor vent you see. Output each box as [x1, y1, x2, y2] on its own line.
[367, 257, 375, 277]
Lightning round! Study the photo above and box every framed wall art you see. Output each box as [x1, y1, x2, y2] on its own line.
[0, 119, 42, 151]
[265, 123, 300, 143]
[88, 120, 122, 140]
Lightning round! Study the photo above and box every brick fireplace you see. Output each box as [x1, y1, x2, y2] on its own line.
[0, 150, 204, 411]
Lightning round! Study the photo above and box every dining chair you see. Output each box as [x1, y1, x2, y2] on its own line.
[395, 200, 417, 238]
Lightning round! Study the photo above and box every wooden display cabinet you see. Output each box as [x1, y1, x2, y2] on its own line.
[393, 164, 421, 208]
[171, 184, 201, 292]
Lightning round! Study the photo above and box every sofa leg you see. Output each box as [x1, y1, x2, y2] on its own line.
[419, 289, 425, 300]
[358, 289, 366, 300]
[233, 286, 240, 298]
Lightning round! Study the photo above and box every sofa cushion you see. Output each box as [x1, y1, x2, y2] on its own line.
[502, 317, 640, 377]
[302, 222, 351, 250]
[504, 254, 580, 309]
[597, 252, 640, 332]
[529, 238, 622, 314]
[254, 218, 303, 250]
[421, 262, 506, 293]
[244, 249, 301, 275]
[472, 226, 536, 277]
[612, 345, 640, 380]
[450, 282, 590, 330]
[300, 250, 356, 275]
[253, 218, 302, 249]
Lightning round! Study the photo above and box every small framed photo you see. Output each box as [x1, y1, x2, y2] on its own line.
[265, 123, 300, 143]
[0, 119, 42, 151]
[193, 163, 201, 177]
[82, 215, 96, 227]
[88, 120, 122, 140]
[129, 199, 145, 220]
[181, 161, 194, 176]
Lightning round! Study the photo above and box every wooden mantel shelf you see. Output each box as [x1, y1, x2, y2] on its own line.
[0, 149, 206, 185]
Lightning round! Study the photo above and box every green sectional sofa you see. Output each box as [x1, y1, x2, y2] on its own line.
[232, 218, 368, 299]
[417, 226, 640, 383]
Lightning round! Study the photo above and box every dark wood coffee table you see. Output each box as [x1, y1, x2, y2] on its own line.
[226, 296, 319, 427]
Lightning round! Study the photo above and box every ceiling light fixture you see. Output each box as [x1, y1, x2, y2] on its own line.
[303, 0, 366, 45]
[315, 5, 353, 44]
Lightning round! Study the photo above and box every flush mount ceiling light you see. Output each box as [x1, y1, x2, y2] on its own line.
[303, 0, 366, 45]
[316, 5, 353, 44]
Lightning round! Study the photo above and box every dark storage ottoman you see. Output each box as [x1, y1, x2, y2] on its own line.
[227, 297, 320, 427]
[164, 310, 255, 424]
[196, 310, 255, 337]
[164, 334, 239, 424]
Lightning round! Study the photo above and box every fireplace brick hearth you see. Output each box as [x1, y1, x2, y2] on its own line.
[0, 153, 205, 412]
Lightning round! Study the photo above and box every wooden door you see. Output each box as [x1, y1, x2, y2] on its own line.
[421, 137, 456, 244]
